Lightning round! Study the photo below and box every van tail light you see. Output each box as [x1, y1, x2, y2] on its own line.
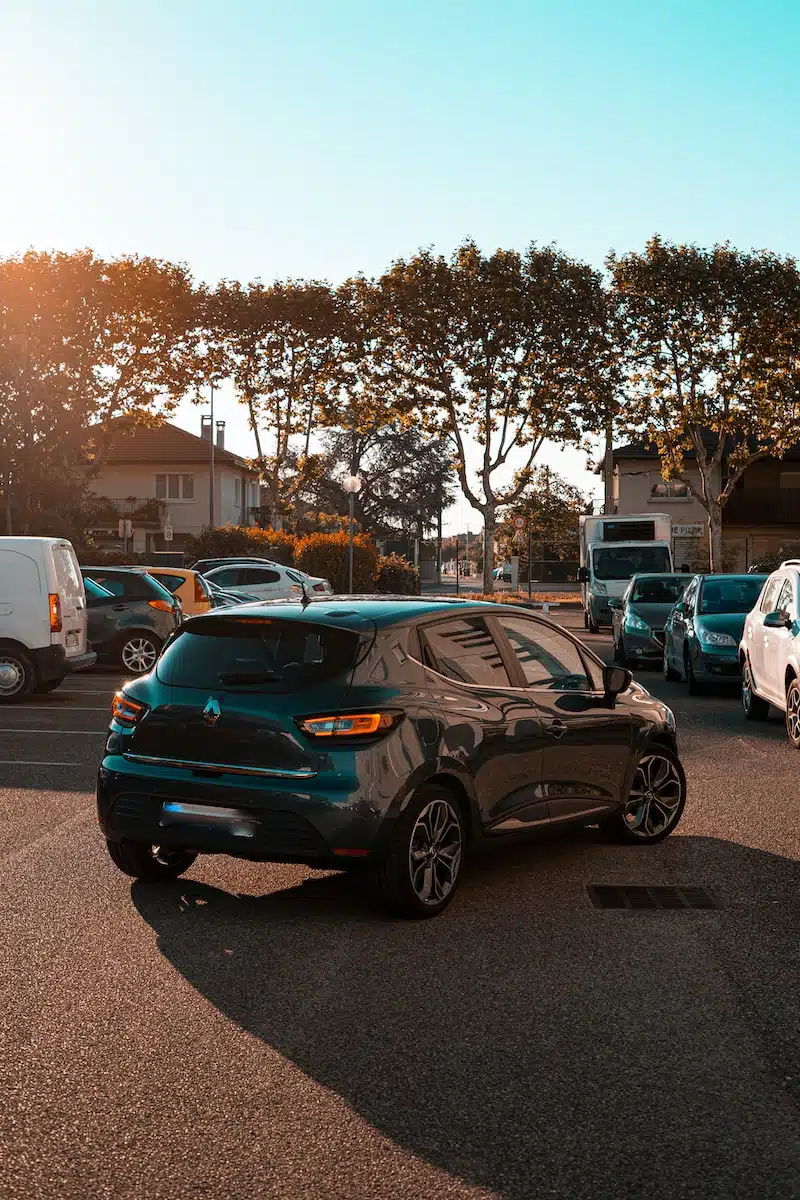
[296, 712, 403, 738]
[49, 593, 63, 633]
[111, 692, 148, 725]
[148, 599, 174, 613]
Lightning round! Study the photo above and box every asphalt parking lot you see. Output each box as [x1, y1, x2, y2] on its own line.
[2, 617, 800, 1200]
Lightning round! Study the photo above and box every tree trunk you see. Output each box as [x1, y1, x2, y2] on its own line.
[483, 506, 495, 594]
[708, 504, 723, 572]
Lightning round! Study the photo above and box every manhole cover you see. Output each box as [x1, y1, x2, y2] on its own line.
[587, 885, 718, 911]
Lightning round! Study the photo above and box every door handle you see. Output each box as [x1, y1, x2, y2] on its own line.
[547, 719, 568, 739]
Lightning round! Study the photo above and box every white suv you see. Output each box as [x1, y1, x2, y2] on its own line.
[740, 560, 800, 743]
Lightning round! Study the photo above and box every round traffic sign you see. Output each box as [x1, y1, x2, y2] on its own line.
[513, 515, 526, 530]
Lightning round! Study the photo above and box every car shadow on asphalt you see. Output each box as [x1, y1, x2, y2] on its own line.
[132, 832, 800, 1199]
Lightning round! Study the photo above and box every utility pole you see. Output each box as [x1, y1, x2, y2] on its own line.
[209, 383, 216, 528]
[436, 498, 443, 588]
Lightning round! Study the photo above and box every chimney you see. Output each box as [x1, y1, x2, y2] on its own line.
[200, 415, 212, 442]
[215, 421, 225, 449]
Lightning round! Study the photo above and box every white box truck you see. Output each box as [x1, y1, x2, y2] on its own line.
[578, 514, 673, 632]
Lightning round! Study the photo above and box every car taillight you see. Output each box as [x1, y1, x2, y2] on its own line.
[49, 593, 62, 633]
[111, 692, 147, 724]
[296, 712, 403, 738]
[194, 577, 207, 604]
[313, 582, 326, 592]
[148, 599, 174, 613]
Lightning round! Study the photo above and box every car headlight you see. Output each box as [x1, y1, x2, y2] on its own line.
[594, 581, 607, 596]
[698, 627, 736, 647]
[625, 612, 649, 634]
[663, 705, 676, 732]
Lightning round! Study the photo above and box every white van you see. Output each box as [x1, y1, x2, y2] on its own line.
[0, 537, 96, 702]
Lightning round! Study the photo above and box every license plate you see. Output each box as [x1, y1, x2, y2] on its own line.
[160, 801, 255, 837]
[66, 632, 80, 650]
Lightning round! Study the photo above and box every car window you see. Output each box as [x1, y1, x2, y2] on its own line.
[777, 579, 794, 616]
[148, 572, 183, 595]
[83, 577, 114, 602]
[85, 570, 172, 602]
[498, 616, 593, 691]
[680, 580, 697, 611]
[239, 567, 281, 585]
[421, 616, 510, 687]
[53, 544, 84, 599]
[208, 568, 238, 587]
[761, 576, 782, 613]
[699, 576, 767, 615]
[631, 576, 687, 604]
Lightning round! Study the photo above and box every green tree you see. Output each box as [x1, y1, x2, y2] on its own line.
[497, 467, 587, 564]
[381, 240, 608, 592]
[609, 236, 800, 571]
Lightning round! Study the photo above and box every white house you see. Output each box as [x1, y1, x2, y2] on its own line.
[86, 420, 261, 554]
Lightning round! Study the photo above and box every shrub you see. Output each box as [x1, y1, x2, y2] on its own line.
[184, 525, 296, 566]
[73, 545, 148, 566]
[295, 531, 378, 593]
[374, 553, 420, 595]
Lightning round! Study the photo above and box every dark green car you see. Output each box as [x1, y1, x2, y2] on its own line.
[662, 573, 768, 693]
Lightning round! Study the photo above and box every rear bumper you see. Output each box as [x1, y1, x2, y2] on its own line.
[97, 756, 388, 865]
[30, 645, 97, 682]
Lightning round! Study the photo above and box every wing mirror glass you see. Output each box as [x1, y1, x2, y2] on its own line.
[764, 610, 793, 630]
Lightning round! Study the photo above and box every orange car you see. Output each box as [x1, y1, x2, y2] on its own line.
[132, 567, 213, 617]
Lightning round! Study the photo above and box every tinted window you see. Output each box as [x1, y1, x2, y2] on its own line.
[498, 616, 592, 691]
[156, 616, 359, 691]
[699, 577, 766, 615]
[421, 616, 510, 686]
[84, 570, 172, 602]
[208, 568, 239, 587]
[149, 572, 183, 594]
[777, 579, 794, 615]
[83, 577, 114, 602]
[239, 567, 281, 585]
[592, 545, 672, 580]
[631, 576, 687, 604]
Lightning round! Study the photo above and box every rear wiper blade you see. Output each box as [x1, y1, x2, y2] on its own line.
[218, 671, 277, 684]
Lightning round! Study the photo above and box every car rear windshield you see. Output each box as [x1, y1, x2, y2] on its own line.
[83, 569, 175, 603]
[698, 577, 766, 615]
[155, 615, 361, 690]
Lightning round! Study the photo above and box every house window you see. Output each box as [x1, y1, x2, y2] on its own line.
[155, 474, 194, 500]
[234, 477, 242, 506]
[650, 480, 690, 500]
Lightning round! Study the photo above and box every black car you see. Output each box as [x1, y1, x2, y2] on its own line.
[82, 569, 181, 674]
[98, 598, 686, 918]
[610, 574, 689, 668]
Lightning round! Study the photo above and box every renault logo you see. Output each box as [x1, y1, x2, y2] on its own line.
[203, 698, 221, 726]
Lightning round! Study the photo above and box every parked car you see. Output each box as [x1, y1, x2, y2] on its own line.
[98, 597, 685, 918]
[610, 574, 689, 668]
[190, 556, 283, 576]
[203, 580, 261, 608]
[202, 562, 332, 601]
[0, 536, 96, 702]
[81, 567, 181, 674]
[740, 560, 800, 743]
[663, 573, 767, 693]
[131, 566, 213, 617]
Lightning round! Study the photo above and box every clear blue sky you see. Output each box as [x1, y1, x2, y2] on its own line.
[1, 0, 797, 523]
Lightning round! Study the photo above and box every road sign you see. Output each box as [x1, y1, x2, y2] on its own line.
[513, 515, 526, 530]
[118, 519, 133, 539]
[163, 525, 173, 543]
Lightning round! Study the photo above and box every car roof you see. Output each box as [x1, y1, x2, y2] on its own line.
[188, 594, 547, 630]
[133, 566, 193, 577]
[698, 573, 767, 582]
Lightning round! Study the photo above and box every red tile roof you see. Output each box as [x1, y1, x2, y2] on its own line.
[104, 422, 257, 472]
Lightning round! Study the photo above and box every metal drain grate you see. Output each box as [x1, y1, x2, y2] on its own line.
[587, 885, 718, 911]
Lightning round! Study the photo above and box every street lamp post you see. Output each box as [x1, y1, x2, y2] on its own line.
[342, 475, 362, 593]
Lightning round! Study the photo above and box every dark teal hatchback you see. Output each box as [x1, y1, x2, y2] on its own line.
[98, 596, 685, 918]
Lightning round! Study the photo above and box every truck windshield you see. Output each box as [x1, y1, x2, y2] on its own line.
[592, 546, 671, 581]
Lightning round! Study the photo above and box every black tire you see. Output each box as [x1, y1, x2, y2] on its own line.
[741, 659, 769, 721]
[0, 646, 36, 704]
[614, 637, 627, 667]
[583, 611, 589, 630]
[35, 677, 66, 695]
[785, 678, 800, 748]
[106, 838, 197, 881]
[685, 651, 702, 695]
[374, 785, 465, 919]
[117, 631, 162, 675]
[662, 644, 680, 682]
[604, 745, 686, 845]
[588, 616, 600, 635]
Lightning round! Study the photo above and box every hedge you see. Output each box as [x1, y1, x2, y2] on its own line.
[184, 525, 296, 566]
[374, 553, 420, 595]
[295, 531, 378, 593]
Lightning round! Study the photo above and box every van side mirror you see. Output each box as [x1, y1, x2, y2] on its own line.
[577, 567, 590, 583]
[602, 664, 632, 702]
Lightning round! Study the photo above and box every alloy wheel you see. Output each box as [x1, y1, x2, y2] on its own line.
[742, 663, 755, 715]
[787, 683, 800, 745]
[408, 797, 462, 906]
[623, 754, 684, 838]
[0, 656, 26, 698]
[121, 637, 158, 674]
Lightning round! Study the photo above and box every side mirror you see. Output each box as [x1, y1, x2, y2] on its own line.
[764, 609, 793, 630]
[607, 598, 623, 611]
[577, 567, 590, 583]
[602, 663, 632, 702]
